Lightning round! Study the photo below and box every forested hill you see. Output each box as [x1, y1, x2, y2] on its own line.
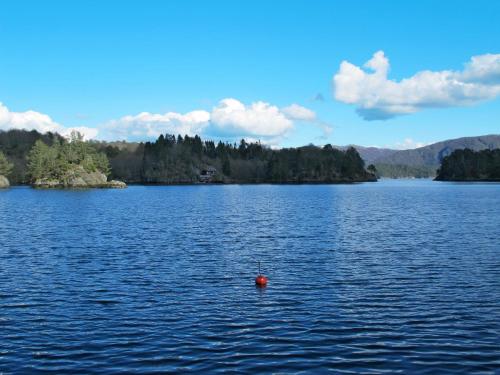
[0, 130, 376, 185]
[369, 134, 500, 178]
[435, 149, 500, 181]
[333, 135, 500, 178]
[374, 135, 500, 167]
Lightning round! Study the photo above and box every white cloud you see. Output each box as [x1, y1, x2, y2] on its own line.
[103, 110, 210, 140]
[282, 103, 333, 139]
[0, 102, 60, 133]
[210, 98, 293, 138]
[105, 99, 311, 142]
[394, 138, 431, 150]
[0, 102, 98, 140]
[238, 136, 282, 149]
[460, 54, 500, 84]
[104, 99, 322, 143]
[320, 123, 333, 138]
[0, 98, 322, 145]
[282, 103, 316, 121]
[60, 127, 99, 140]
[333, 51, 500, 120]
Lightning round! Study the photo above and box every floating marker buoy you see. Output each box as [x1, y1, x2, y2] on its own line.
[255, 274, 268, 287]
[255, 261, 268, 287]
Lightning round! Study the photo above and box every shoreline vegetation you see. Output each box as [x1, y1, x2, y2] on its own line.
[27, 132, 127, 189]
[0, 131, 126, 189]
[0, 150, 13, 188]
[435, 148, 500, 181]
[0, 129, 376, 188]
[2, 129, 499, 188]
[372, 163, 437, 179]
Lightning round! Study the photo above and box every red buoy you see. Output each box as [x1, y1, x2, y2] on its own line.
[255, 261, 268, 287]
[255, 275, 268, 287]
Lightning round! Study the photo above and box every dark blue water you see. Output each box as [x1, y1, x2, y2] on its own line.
[0, 180, 499, 374]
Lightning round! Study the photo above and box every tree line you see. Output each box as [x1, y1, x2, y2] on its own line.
[0, 129, 377, 184]
[435, 148, 500, 181]
[0, 130, 110, 183]
[0, 129, 63, 182]
[0, 150, 13, 177]
[99, 134, 376, 183]
[373, 163, 437, 179]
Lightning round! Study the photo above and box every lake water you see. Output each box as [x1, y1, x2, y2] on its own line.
[0, 180, 499, 374]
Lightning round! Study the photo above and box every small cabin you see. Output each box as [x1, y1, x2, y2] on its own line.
[199, 166, 217, 182]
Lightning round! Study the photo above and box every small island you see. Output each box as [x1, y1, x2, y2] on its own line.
[27, 132, 126, 189]
[435, 148, 500, 181]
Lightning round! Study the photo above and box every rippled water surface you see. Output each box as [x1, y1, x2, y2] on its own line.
[1, 180, 499, 374]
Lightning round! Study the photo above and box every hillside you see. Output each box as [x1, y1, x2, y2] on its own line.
[335, 146, 397, 164]
[343, 134, 500, 178]
[374, 135, 500, 167]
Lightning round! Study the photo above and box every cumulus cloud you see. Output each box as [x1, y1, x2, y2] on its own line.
[282, 103, 316, 121]
[63, 126, 99, 140]
[282, 103, 333, 139]
[0, 102, 60, 133]
[333, 51, 500, 120]
[207, 99, 334, 143]
[104, 99, 318, 142]
[0, 102, 98, 140]
[0, 98, 322, 145]
[210, 98, 293, 138]
[208, 99, 330, 143]
[103, 110, 210, 140]
[460, 54, 500, 84]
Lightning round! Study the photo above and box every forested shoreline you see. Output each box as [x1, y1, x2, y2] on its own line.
[435, 148, 500, 181]
[3, 129, 500, 185]
[0, 129, 377, 185]
[372, 163, 437, 179]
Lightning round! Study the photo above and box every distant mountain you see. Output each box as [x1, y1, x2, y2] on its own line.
[373, 134, 500, 167]
[335, 145, 397, 164]
[334, 134, 500, 178]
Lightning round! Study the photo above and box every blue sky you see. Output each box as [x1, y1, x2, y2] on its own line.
[0, 0, 499, 148]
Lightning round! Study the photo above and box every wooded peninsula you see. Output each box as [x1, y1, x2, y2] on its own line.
[0, 129, 376, 187]
[435, 149, 500, 181]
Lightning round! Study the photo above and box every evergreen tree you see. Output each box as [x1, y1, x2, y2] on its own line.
[341, 147, 365, 176]
[27, 140, 56, 180]
[0, 151, 13, 176]
[27, 132, 111, 182]
[222, 155, 231, 176]
[1, 129, 377, 184]
[436, 148, 500, 181]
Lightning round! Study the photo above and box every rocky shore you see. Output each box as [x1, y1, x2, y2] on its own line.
[32, 167, 126, 189]
[0, 175, 9, 188]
